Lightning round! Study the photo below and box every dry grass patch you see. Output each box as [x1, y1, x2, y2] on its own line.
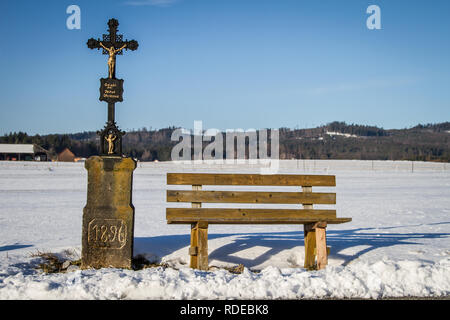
[132, 254, 170, 270]
[30, 250, 81, 273]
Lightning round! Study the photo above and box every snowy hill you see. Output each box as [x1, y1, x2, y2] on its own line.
[0, 160, 449, 299]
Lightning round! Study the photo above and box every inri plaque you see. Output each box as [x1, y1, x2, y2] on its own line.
[100, 78, 124, 103]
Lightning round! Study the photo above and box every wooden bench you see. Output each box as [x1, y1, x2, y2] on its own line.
[166, 173, 351, 271]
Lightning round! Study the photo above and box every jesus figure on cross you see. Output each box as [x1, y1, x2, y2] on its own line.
[105, 133, 117, 154]
[99, 42, 127, 79]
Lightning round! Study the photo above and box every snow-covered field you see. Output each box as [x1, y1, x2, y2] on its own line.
[0, 160, 449, 299]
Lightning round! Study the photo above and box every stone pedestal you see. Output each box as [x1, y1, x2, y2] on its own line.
[81, 156, 136, 269]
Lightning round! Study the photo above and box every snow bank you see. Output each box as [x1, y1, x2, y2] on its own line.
[0, 160, 449, 299]
[1, 257, 449, 300]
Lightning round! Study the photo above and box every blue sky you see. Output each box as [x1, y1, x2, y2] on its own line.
[0, 0, 449, 135]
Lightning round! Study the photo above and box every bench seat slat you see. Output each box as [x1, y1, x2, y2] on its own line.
[166, 208, 351, 224]
[167, 173, 336, 186]
[167, 190, 336, 204]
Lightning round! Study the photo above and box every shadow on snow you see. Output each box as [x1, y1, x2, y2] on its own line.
[0, 244, 33, 252]
[134, 222, 450, 268]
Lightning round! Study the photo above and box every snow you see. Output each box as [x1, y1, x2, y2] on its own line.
[0, 160, 449, 299]
[325, 131, 359, 138]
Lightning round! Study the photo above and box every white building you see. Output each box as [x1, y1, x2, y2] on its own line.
[0, 144, 51, 161]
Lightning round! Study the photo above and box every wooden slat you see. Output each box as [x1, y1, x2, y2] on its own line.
[167, 190, 336, 204]
[167, 173, 336, 187]
[166, 208, 350, 224]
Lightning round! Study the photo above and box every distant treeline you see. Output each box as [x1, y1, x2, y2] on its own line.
[0, 131, 98, 159]
[1, 121, 449, 162]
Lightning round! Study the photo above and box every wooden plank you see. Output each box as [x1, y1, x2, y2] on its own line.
[315, 227, 328, 270]
[166, 208, 338, 224]
[303, 224, 316, 270]
[167, 190, 336, 204]
[170, 218, 350, 224]
[167, 173, 336, 187]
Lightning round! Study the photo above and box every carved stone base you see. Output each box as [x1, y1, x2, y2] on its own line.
[81, 156, 136, 269]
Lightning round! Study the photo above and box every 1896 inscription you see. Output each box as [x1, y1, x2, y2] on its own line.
[88, 218, 127, 249]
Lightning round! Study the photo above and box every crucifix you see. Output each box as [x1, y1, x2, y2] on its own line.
[87, 18, 139, 156]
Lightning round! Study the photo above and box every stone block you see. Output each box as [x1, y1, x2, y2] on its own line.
[81, 156, 136, 269]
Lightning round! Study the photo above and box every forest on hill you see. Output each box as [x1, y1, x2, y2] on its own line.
[1, 122, 450, 162]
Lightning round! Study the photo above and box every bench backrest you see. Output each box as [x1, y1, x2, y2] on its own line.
[166, 173, 341, 224]
[167, 173, 336, 187]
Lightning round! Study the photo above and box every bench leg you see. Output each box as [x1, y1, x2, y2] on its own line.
[304, 222, 328, 270]
[303, 224, 316, 270]
[315, 226, 328, 270]
[190, 221, 209, 270]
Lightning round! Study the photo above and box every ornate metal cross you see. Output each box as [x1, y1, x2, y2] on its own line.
[87, 18, 138, 79]
[87, 18, 139, 157]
